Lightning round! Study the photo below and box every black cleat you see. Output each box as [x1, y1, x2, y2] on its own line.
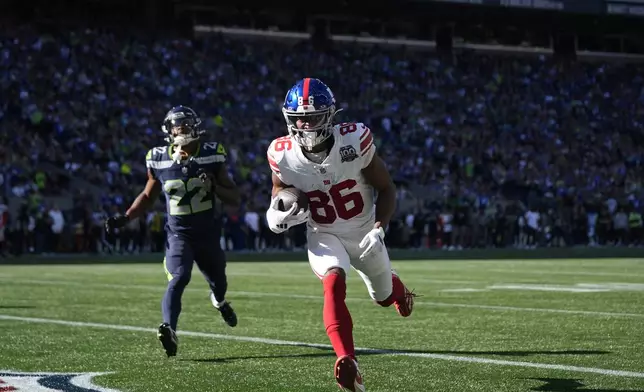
[210, 293, 238, 327]
[157, 323, 178, 357]
[218, 301, 238, 327]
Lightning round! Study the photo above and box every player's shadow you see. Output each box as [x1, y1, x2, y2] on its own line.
[187, 347, 610, 364]
[528, 378, 644, 392]
[0, 305, 36, 309]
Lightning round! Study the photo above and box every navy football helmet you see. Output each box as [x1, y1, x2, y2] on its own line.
[282, 78, 341, 149]
[161, 106, 204, 146]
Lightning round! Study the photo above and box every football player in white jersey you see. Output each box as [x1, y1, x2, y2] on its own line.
[265, 78, 416, 392]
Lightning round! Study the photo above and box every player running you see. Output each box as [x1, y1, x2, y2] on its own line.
[265, 78, 416, 391]
[105, 106, 240, 357]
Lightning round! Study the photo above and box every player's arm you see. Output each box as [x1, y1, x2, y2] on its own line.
[267, 140, 292, 197]
[212, 164, 241, 207]
[362, 152, 396, 230]
[271, 172, 291, 198]
[125, 169, 162, 220]
[266, 170, 305, 234]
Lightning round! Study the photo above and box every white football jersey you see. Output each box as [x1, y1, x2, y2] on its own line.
[267, 122, 376, 236]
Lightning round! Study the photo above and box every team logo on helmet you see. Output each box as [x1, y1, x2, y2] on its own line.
[0, 370, 122, 391]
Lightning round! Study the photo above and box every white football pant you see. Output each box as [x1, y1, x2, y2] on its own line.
[307, 230, 393, 302]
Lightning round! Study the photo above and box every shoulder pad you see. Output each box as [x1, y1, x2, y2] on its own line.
[146, 146, 169, 161]
[336, 122, 374, 158]
[201, 141, 227, 156]
[196, 142, 226, 164]
[146, 146, 171, 172]
[267, 136, 294, 176]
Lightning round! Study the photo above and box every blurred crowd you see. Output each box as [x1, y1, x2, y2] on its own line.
[1, 24, 644, 256]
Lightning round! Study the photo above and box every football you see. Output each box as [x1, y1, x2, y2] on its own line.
[276, 187, 309, 213]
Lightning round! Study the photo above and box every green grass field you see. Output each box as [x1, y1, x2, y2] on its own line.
[1, 258, 643, 392]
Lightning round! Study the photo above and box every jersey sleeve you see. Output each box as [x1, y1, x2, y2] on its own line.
[200, 142, 227, 164]
[344, 122, 375, 169]
[213, 142, 227, 162]
[197, 142, 227, 173]
[266, 138, 286, 182]
[145, 148, 157, 179]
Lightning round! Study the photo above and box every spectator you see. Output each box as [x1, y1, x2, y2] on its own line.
[48, 204, 65, 253]
[2, 24, 644, 252]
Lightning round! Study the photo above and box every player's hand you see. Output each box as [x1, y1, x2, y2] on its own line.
[266, 197, 308, 234]
[197, 168, 215, 189]
[359, 226, 385, 261]
[105, 214, 129, 234]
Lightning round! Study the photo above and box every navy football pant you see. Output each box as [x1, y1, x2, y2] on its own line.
[162, 234, 228, 330]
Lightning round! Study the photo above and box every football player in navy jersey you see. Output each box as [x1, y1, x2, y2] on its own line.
[106, 106, 240, 357]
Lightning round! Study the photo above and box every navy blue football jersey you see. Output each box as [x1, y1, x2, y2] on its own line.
[146, 142, 226, 236]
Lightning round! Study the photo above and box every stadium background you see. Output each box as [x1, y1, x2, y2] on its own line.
[1, 0, 644, 258]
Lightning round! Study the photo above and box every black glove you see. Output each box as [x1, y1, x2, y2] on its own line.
[105, 214, 129, 234]
[197, 168, 215, 191]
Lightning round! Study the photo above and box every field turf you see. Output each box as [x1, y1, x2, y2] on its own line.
[0, 258, 643, 391]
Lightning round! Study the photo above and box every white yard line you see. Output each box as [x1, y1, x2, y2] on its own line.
[3, 278, 644, 318]
[487, 284, 611, 293]
[0, 314, 642, 379]
[489, 269, 644, 279]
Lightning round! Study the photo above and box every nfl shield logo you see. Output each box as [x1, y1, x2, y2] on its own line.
[0, 370, 122, 392]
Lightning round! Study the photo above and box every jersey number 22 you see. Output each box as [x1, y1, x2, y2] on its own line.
[164, 178, 213, 215]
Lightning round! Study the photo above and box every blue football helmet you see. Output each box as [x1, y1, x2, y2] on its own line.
[161, 106, 204, 146]
[282, 78, 341, 149]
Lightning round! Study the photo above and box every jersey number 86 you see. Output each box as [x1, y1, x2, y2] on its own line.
[306, 179, 364, 224]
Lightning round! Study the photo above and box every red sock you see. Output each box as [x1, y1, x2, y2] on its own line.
[323, 273, 355, 359]
[377, 273, 406, 307]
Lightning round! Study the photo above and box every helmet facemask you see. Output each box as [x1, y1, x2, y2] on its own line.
[283, 106, 339, 150]
[162, 116, 204, 146]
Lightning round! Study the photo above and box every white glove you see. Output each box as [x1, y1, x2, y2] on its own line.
[359, 227, 385, 260]
[266, 196, 309, 234]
